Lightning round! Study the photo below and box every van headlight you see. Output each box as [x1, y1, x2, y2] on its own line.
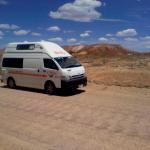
[61, 75, 71, 81]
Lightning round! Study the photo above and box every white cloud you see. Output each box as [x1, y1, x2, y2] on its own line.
[0, 24, 10, 29]
[112, 35, 150, 51]
[99, 18, 124, 22]
[96, 34, 150, 51]
[80, 32, 90, 38]
[80, 30, 92, 37]
[116, 29, 137, 37]
[48, 37, 63, 43]
[98, 37, 108, 42]
[106, 33, 113, 37]
[31, 32, 41, 36]
[0, 24, 19, 30]
[110, 37, 116, 41]
[47, 26, 60, 32]
[0, 0, 8, 5]
[0, 31, 4, 39]
[49, 0, 102, 22]
[85, 30, 92, 33]
[0, 30, 4, 36]
[14, 30, 30, 36]
[98, 37, 117, 43]
[124, 37, 138, 42]
[63, 30, 74, 33]
[67, 38, 77, 43]
[11, 24, 20, 30]
[141, 36, 150, 40]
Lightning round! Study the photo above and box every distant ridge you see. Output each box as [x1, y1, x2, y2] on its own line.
[64, 43, 150, 57]
[0, 44, 150, 58]
[0, 48, 4, 54]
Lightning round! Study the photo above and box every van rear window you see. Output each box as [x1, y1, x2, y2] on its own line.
[16, 44, 35, 50]
[2, 58, 23, 68]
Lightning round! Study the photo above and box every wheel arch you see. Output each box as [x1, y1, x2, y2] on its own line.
[7, 76, 15, 84]
[7, 76, 16, 88]
[44, 80, 55, 90]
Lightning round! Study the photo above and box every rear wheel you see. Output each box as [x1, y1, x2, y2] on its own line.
[45, 81, 55, 95]
[7, 78, 16, 89]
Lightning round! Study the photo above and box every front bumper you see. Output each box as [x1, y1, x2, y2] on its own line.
[0, 76, 3, 83]
[61, 77, 87, 89]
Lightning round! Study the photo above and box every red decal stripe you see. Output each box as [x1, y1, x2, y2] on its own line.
[9, 71, 48, 78]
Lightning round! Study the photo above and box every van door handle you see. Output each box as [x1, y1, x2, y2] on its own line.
[43, 70, 46, 72]
[37, 69, 40, 72]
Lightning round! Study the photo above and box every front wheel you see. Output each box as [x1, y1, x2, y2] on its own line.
[45, 82, 55, 95]
[7, 78, 16, 89]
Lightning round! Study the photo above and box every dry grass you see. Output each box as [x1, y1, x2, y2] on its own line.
[79, 56, 150, 88]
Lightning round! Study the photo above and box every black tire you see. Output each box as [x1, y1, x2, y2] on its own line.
[7, 78, 16, 89]
[45, 81, 55, 95]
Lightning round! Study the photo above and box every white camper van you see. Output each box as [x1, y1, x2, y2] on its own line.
[1, 41, 87, 94]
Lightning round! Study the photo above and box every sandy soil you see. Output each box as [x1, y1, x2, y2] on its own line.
[81, 57, 150, 88]
[0, 82, 150, 150]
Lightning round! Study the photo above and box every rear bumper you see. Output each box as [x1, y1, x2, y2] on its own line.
[61, 77, 87, 89]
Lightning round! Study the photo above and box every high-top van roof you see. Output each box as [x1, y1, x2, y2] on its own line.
[5, 41, 71, 58]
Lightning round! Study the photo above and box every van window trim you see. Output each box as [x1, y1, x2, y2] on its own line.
[2, 58, 24, 68]
[43, 58, 59, 70]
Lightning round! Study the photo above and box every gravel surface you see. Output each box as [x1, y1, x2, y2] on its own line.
[0, 83, 150, 150]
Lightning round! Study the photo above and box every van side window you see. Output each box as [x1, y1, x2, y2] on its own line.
[16, 44, 35, 50]
[2, 58, 23, 68]
[44, 59, 58, 70]
[23, 58, 43, 69]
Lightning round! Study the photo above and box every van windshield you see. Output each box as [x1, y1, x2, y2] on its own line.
[54, 57, 81, 68]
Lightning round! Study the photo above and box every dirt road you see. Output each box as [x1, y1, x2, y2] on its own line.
[0, 83, 150, 150]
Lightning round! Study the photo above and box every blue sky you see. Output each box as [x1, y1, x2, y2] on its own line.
[0, 0, 150, 51]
